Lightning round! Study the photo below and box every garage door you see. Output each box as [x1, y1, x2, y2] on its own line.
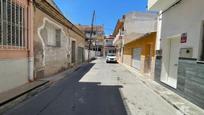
[132, 48, 141, 70]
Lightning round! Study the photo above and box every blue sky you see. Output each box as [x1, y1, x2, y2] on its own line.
[54, 0, 148, 35]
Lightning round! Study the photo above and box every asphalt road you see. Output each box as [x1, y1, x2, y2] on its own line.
[4, 60, 127, 115]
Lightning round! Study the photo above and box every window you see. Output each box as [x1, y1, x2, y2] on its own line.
[47, 27, 56, 46]
[55, 29, 61, 47]
[47, 25, 61, 47]
[0, 0, 26, 48]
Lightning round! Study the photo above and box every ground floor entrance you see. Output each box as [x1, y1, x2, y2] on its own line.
[123, 32, 156, 78]
[161, 35, 180, 88]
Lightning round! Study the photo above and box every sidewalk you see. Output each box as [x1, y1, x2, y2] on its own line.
[122, 63, 204, 115]
[0, 80, 49, 114]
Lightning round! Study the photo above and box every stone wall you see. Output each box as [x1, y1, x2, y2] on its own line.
[154, 57, 204, 109]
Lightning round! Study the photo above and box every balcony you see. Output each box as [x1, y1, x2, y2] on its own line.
[148, 0, 179, 11]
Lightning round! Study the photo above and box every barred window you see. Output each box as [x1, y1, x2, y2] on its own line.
[0, 0, 26, 48]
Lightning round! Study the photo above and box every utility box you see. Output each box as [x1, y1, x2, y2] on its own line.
[180, 48, 193, 58]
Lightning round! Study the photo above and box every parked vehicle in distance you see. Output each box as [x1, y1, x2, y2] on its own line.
[106, 54, 117, 63]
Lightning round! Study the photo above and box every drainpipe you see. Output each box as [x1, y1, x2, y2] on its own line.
[28, 0, 34, 82]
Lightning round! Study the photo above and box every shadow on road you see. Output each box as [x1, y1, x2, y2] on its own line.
[4, 63, 128, 115]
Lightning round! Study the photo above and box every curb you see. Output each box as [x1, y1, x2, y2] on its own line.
[0, 81, 49, 107]
[0, 62, 89, 114]
[121, 63, 204, 115]
[119, 88, 133, 115]
[0, 81, 49, 114]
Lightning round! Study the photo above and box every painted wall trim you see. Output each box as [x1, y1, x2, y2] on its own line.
[37, 17, 69, 66]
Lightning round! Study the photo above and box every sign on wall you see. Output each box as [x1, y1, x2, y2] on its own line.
[181, 33, 187, 43]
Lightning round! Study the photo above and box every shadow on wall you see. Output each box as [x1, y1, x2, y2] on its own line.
[5, 63, 128, 115]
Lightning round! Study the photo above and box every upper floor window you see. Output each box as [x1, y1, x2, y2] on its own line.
[0, 0, 26, 48]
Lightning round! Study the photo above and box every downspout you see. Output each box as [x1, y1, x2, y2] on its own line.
[28, 0, 34, 81]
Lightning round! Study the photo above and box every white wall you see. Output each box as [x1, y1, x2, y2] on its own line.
[124, 12, 157, 35]
[160, 0, 204, 59]
[0, 59, 28, 93]
[85, 49, 96, 61]
[104, 39, 114, 46]
[156, 11, 162, 50]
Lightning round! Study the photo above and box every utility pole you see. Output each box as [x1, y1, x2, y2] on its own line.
[88, 10, 95, 62]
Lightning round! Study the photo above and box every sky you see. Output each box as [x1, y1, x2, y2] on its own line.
[54, 0, 148, 35]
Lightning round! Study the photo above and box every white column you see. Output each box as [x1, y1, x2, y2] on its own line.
[156, 11, 162, 50]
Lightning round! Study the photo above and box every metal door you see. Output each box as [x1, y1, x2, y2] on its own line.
[132, 48, 141, 70]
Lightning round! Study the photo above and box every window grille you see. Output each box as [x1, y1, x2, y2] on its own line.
[0, 0, 27, 49]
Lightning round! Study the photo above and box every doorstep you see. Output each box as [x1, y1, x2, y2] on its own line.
[122, 63, 204, 115]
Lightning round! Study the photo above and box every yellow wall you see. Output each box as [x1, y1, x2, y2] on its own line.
[123, 32, 156, 75]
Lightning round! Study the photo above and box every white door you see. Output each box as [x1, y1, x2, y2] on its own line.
[132, 48, 141, 70]
[161, 37, 180, 88]
[168, 38, 180, 88]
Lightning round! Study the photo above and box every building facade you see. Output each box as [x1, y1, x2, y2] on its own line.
[104, 35, 116, 56]
[149, 0, 204, 108]
[76, 25, 104, 56]
[123, 33, 156, 77]
[0, 0, 34, 93]
[113, 12, 157, 78]
[33, 0, 85, 79]
[113, 19, 124, 62]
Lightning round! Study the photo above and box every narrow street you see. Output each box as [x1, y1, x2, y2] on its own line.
[1, 0, 204, 114]
[4, 58, 182, 115]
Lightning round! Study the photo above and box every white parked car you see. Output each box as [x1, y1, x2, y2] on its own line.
[106, 54, 117, 63]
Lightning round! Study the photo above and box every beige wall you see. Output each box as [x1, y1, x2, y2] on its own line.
[123, 32, 156, 78]
[33, 8, 85, 78]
